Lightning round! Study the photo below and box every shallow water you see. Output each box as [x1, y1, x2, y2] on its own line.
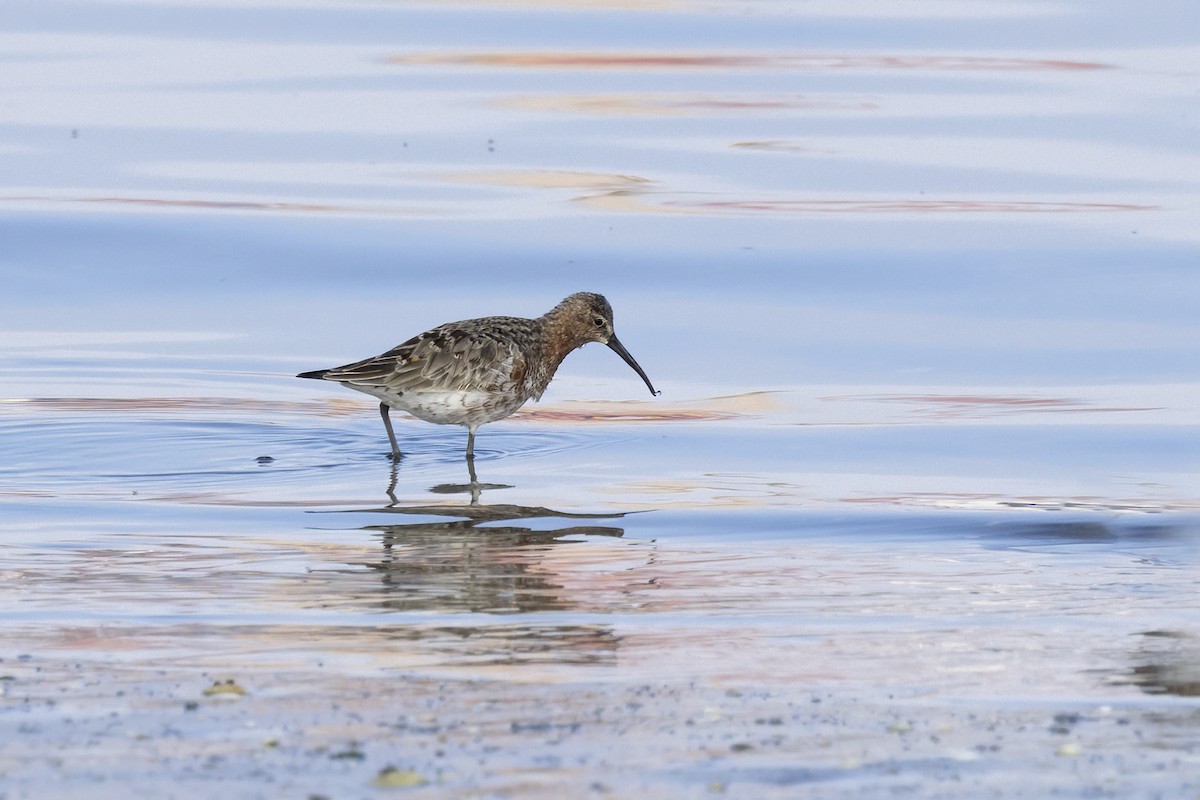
[2, 0, 1199, 797]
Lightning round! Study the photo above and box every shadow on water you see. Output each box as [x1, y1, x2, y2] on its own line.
[975, 519, 1192, 557]
[1114, 631, 1200, 698]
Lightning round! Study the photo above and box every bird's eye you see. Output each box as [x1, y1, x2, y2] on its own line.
[593, 317, 605, 327]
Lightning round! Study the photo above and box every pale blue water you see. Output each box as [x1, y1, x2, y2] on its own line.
[1, 0, 1198, 797]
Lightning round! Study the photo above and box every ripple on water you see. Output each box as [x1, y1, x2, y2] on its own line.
[0, 410, 618, 502]
[0, 416, 350, 493]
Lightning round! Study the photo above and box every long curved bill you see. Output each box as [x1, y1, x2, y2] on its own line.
[606, 333, 661, 396]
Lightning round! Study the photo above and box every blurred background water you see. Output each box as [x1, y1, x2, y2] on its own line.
[1, 0, 1198, 797]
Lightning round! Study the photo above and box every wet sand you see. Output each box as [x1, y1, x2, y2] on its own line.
[4, 657, 1198, 798]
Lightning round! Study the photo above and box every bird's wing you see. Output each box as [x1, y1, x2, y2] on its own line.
[321, 319, 530, 394]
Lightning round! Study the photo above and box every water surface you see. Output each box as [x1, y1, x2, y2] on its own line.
[1, 0, 1198, 797]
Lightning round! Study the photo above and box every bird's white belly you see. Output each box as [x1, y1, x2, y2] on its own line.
[347, 383, 526, 427]
[404, 391, 502, 425]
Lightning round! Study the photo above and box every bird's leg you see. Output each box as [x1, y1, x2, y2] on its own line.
[465, 426, 480, 503]
[380, 403, 401, 461]
[385, 458, 399, 506]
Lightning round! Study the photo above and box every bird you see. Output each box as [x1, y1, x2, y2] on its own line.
[298, 292, 659, 460]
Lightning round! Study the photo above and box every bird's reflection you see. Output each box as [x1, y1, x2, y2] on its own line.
[333, 463, 631, 667]
[386, 454, 513, 504]
[361, 511, 625, 615]
[350, 458, 628, 619]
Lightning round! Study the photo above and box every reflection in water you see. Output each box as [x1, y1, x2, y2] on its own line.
[0, 191, 1156, 221]
[580, 193, 1157, 215]
[819, 393, 1162, 419]
[0, 194, 383, 215]
[385, 453, 515, 504]
[311, 459, 636, 665]
[734, 140, 845, 153]
[840, 493, 1192, 514]
[394, 52, 1111, 72]
[444, 169, 648, 190]
[345, 494, 628, 665]
[436, 167, 1156, 219]
[505, 93, 878, 117]
[356, 474, 626, 616]
[371, 622, 622, 667]
[1120, 631, 1200, 697]
[369, 517, 614, 615]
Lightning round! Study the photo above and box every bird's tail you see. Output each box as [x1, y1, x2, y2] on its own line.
[296, 369, 331, 380]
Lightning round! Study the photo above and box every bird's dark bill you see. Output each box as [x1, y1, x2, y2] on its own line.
[606, 334, 660, 396]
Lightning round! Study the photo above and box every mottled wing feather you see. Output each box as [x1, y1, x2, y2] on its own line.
[320, 318, 531, 394]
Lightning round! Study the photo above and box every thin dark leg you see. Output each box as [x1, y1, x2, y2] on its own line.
[465, 426, 480, 502]
[385, 458, 399, 506]
[380, 403, 401, 460]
